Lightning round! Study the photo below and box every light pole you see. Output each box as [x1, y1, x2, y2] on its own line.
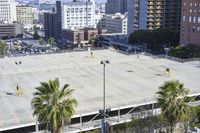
[164, 47, 170, 58]
[15, 61, 22, 95]
[100, 60, 110, 133]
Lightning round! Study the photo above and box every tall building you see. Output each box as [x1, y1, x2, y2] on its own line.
[99, 13, 128, 34]
[147, 0, 182, 32]
[62, 0, 95, 29]
[105, 0, 128, 14]
[16, 4, 33, 25]
[128, 0, 148, 34]
[180, 0, 200, 46]
[0, 0, 17, 23]
[44, 1, 62, 41]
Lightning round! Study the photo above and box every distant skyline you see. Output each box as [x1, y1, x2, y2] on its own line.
[17, 0, 107, 3]
[62, 0, 106, 2]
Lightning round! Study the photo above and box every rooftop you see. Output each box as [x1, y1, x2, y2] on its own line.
[0, 49, 199, 130]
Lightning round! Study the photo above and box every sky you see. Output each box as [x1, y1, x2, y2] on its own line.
[64, 0, 107, 3]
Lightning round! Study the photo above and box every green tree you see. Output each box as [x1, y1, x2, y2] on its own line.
[39, 37, 45, 45]
[189, 106, 200, 129]
[0, 40, 7, 57]
[31, 78, 77, 133]
[48, 37, 55, 47]
[157, 80, 190, 133]
[33, 25, 40, 40]
[128, 28, 179, 52]
[8, 32, 14, 39]
[170, 45, 200, 59]
[88, 32, 96, 45]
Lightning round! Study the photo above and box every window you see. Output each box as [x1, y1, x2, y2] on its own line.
[190, 3, 193, 7]
[192, 26, 195, 32]
[189, 16, 192, 22]
[190, 9, 192, 13]
[183, 16, 186, 22]
[193, 16, 196, 23]
[198, 17, 200, 23]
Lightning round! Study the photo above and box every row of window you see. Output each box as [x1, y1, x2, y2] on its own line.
[66, 17, 92, 19]
[182, 26, 200, 32]
[189, 9, 200, 13]
[184, 2, 200, 7]
[183, 16, 200, 23]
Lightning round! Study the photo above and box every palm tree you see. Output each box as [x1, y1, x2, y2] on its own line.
[31, 78, 77, 133]
[48, 37, 55, 47]
[39, 37, 45, 45]
[157, 80, 190, 133]
[0, 40, 7, 57]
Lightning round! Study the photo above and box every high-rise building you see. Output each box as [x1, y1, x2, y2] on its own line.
[0, 0, 17, 23]
[128, 0, 148, 34]
[44, 1, 62, 41]
[16, 4, 33, 25]
[180, 0, 200, 46]
[62, 0, 95, 29]
[105, 0, 128, 14]
[147, 0, 182, 32]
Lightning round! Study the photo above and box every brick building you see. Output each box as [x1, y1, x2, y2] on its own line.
[180, 0, 200, 46]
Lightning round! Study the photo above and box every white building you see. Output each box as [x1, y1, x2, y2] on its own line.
[16, 4, 33, 25]
[32, 7, 40, 23]
[0, 0, 17, 23]
[99, 13, 128, 34]
[62, 0, 95, 29]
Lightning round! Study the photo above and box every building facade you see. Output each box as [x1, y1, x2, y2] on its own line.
[128, 0, 148, 34]
[0, 22, 23, 38]
[63, 27, 98, 45]
[105, 0, 128, 14]
[180, 0, 200, 46]
[99, 13, 128, 34]
[0, 0, 17, 23]
[44, 1, 62, 41]
[16, 4, 33, 25]
[62, 0, 95, 29]
[63, 28, 84, 45]
[147, 0, 182, 32]
[84, 28, 98, 41]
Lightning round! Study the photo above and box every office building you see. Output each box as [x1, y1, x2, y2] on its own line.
[147, 0, 182, 32]
[180, 0, 200, 46]
[0, 22, 23, 38]
[0, 0, 17, 23]
[62, 0, 95, 29]
[128, 0, 148, 34]
[105, 0, 128, 14]
[44, 1, 62, 41]
[99, 13, 128, 34]
[16, 4, 33, 25]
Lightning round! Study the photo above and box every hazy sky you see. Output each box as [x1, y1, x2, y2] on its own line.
[64, 0, 107, 3]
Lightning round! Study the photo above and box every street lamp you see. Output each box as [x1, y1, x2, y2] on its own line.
[164, 47, 170, 58]
[15, 61, 22, 95]
[100, 60, 110, 133]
